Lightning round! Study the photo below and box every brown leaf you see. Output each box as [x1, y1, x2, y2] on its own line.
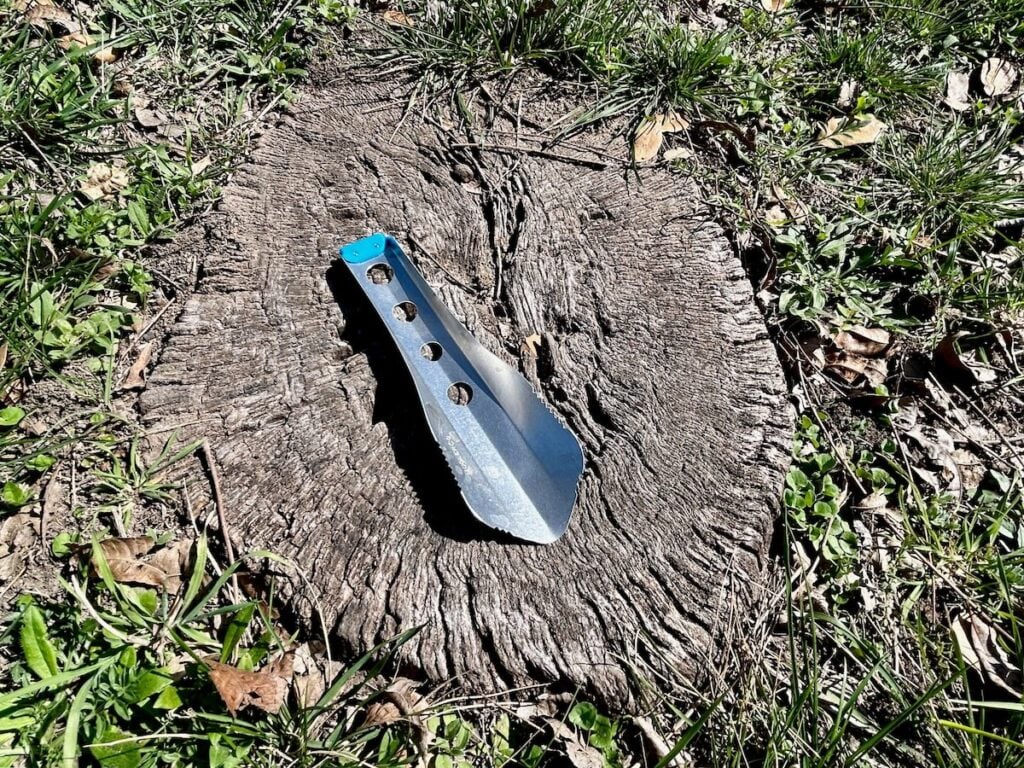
[57, 30, 91, 49]
[906, 425, 960, 492]
[944, 71, 972, 111]
[134, 106, 167, 129]
[546, 718, 605, 768]
[521, 333, 543, 359]
[662, 146, 693, 162]
[363, 700, 401, 727]
[363, 677, 423, 726]
[632, 121, 664, 163]
[90, 537, 193, 590]
[0, 342, 7, 371]
[817, 114, 886, 148]
[824, 352, 887, 388]
[381, 9, 414, 26]
[97, 536, 154, 561]
[143, 539, 192, 592]
[79, 163, 130, 201]
[23, 0, 79, 32]
[935, 333, 999, 385]
[292, 643, 347, 708]
[653, 112, 690, 133]
[759, 0, 787, 11]
[834, 326, 891, 357]
[631, 112, 689, 162]
[953, 613, 1023, 697]
[980, 58, 1018, 98]
[207, 653, 294, 716]
[92, 46, 117, 64]
[121, 341, 155, 391]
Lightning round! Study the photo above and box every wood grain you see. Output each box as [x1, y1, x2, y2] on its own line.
[140, 80, 791, 708]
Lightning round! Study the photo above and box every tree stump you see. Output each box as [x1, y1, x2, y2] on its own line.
[140, 78, 791, 708]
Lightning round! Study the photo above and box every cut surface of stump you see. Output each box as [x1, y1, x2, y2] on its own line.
[140, 78, 791, 708]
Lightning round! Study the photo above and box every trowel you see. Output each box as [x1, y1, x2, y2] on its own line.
[338, 233, 584, 544]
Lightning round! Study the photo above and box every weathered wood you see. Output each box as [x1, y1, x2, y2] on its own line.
[140, 78, 791, 708]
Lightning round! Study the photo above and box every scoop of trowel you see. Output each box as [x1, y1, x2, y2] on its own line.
[337, 233, 583, 544]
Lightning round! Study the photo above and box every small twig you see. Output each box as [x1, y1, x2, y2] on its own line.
[199, 440, 240, 601]
[449, 142, 608, 170]
[407, 233, 479, 295]
[127, 295, 177, 353]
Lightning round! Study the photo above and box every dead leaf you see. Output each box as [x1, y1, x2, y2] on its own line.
[521, 333, 543, 359]
[95, 536, 154, 561]
[207, 652, 294, 716]
[79, 163, 130, 201]
[0, 514, 38, 583]
[57, 30, 91, 49]
[121, 341, 154, 391]
[764, 204, 788, 227]
[824, 351, 888, 388]
[770, 182, 810, 223]
[88, 537, 192, 590]
[134, 106, 167, 129]
[834, 326, 891, 357]
[363, 677, 423, 726]
[817, 114, 886, 149]
[632, 123, 664, 163]
[363, 699, 401, 727]
[662, 146, 693, 162]
[906, 425, 960, 492]
[952, 448, 986, 489]
[190, 155, 213, 176]
[980, 58, 1018, 98]
[953, 613, 1023, 697]
[92, 46, 116, 64]
[759, 0, 787, 10]
[23, 0, 79, 32]
[935, 333, 999, 385]
[546, 718, 604, 768]
[292, 643, 346, 708]
[382, 9, 414, 26]
[632, 112, 690, 162]
[0, 342, 7, 371]
[944, 71, 972, 111]
[143, 539, 191, 592]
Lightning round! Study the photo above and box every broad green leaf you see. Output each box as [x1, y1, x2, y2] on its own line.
[19, 605, 58, 679]
[25, 454, 56, 472]
[153, 685, 182, 711]
[1, 482, 31, 507]
[88, 727, 142, 768]
[568, 701, 598, 730]
[0, 407, 24, 427]
[130, 669, 173, 703]
[51, 532, 75, 557]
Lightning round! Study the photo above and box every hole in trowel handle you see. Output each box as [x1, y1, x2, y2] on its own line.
[447, 382, 472, 405]
[420, 342, 443, 361]
[392, 301, 417, 321]
[367, 263, 393, 284]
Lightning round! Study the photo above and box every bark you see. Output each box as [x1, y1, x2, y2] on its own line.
[141, 78, 791, 708]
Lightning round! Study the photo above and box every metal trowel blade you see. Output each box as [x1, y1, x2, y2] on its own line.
[337, 233, 583, 544]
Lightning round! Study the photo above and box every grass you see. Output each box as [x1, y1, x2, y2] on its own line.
[2, 0, 1024, 765]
